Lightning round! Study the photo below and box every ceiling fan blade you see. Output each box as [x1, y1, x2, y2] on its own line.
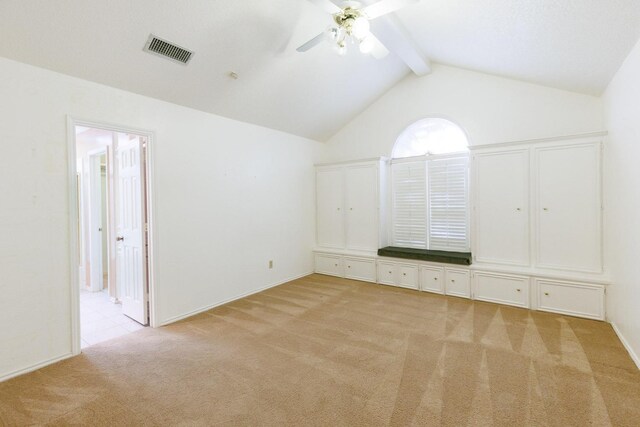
[363, 0, 419, 20]
[368, 34, 389, 59]
[370, 14, 430, 75]
[296, 32, 326, 52]
[306, 0, 342, 15]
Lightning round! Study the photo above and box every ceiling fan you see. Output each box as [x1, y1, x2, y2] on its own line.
[296, 0, 430, 75]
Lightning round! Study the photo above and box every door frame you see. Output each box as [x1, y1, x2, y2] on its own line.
[67, 116, 158, 355]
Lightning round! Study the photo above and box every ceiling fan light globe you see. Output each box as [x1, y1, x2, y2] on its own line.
[352, 16, 370, 39]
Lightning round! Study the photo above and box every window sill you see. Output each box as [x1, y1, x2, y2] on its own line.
[377, 247, 472, 266]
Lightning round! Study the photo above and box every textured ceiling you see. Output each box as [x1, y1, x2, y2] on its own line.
[0, 0, 639, 141]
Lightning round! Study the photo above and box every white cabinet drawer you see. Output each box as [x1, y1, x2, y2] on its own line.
[536, 279, 605, 320]
[314, 254, 344, 277]
[445, 268, 470, 298]
[420, 266, 444, 294]
[474, 272, 529, 308]
[377, 262, 396, 286]
[344, 257, 376, 283]
[397, 264, 419, 289]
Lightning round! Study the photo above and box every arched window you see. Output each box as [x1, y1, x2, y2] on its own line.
[392, 118, 468, 158]
[390, 118, 470, 252]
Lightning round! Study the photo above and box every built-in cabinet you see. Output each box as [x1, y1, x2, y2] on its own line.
[534, 278, 605, 320]
[316, 159, 388, 253]
[316, 167, 345, 248]
[535, 143, 602, 272]
[314, 135, 608, 321]
[473, 149, 530, 266]
[474, 271, 529, 308]
[420, 266, 444, 294]
[377, 261, 419, 289]
[314, 250, 606, 320]
[472, 138, 602, 273]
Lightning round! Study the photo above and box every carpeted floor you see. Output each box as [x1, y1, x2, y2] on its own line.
[1, 274, 639, 426]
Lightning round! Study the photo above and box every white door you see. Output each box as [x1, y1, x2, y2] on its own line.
[116, 135, 148, 325]
[345, 164, 378, 251]
[535, 143, 601, 272]
[316, 167, 344, 248]
[88, 152, 104, 291]
[474, 149, 529, 265]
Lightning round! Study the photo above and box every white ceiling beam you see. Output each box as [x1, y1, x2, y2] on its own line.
[370, 14, 431, 76]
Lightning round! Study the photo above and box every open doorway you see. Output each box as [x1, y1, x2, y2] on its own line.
[73, 123, 153, 349]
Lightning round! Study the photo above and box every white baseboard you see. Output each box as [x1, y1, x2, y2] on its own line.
[611, 322, 640, 370]
[0, 352, 74, 383]
[158, 271, 313, 326]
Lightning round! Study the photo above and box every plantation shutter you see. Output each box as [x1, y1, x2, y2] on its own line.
[391, 160, 427, 248]
[427, 155, 469, 251]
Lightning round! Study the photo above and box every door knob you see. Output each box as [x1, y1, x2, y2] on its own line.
[116, 236, 124, 241]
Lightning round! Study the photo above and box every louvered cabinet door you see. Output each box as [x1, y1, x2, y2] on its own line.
[344, 164, 378, 251]
[473, 149, 529, 266]
[316, 167, 345, 249]
[535, 143, 602, 273]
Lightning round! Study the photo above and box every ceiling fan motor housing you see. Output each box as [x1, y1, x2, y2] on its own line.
[333, 7, 363, 36]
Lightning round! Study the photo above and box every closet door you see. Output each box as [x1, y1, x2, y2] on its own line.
[474, 149, 529, 266]
[345, 164, 379, 251]
[535, 143, 601, 272]
[316, 167, 344, 248]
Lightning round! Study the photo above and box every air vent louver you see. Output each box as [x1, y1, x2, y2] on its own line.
[144, 34, 194, 65]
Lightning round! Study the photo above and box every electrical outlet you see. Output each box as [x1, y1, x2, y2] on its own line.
[268, 260, 273, 269]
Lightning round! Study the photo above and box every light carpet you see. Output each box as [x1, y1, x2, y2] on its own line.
[1, 274, 639, 426]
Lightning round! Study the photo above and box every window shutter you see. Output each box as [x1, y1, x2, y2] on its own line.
[427, 156, 469, 251]
[391, 161, 427, 248]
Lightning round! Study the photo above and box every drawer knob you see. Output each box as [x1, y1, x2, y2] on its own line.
[516, 288, 521, 292]
[403, 273, 406, 276]
[544, 292, 550, 296]
[543, 208, 548, 211]
[434, 278, 438, 281]
[337, 207, 341, 211]
[334, 263, 338, 267]
[347, 265, 351, 268]
[451, 279, 455, 283]
[388, 271, 392, 274]
[516, 208, 521, 211]
[350, 208, 353, 211]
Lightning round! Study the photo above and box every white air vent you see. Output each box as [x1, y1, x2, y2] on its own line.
[143, 34, 194, 65]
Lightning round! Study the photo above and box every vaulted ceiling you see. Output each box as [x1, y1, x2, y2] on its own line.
[1, 1, 639, 141]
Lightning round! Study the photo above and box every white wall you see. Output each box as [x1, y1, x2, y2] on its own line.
[603, 38, 640, 367]
[324, 64, 604, 161]
[0, 57, 322, 380]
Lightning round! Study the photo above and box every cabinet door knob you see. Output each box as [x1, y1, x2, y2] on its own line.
[388, 271, 392, 274]
[516, 208, 521, 211]
[337, 207, 341, 211]
[516, 288, 521, 292]
[543, 208, 548, 211]
[451, 279, 455, 283]
[403, 273, 406, 276]
[544, 292, 550, 296]
[334, 263, 338, 267]
[434, 277, 438, 281]
[349, 208, 353, 211]
[347, 265, 351, 268]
